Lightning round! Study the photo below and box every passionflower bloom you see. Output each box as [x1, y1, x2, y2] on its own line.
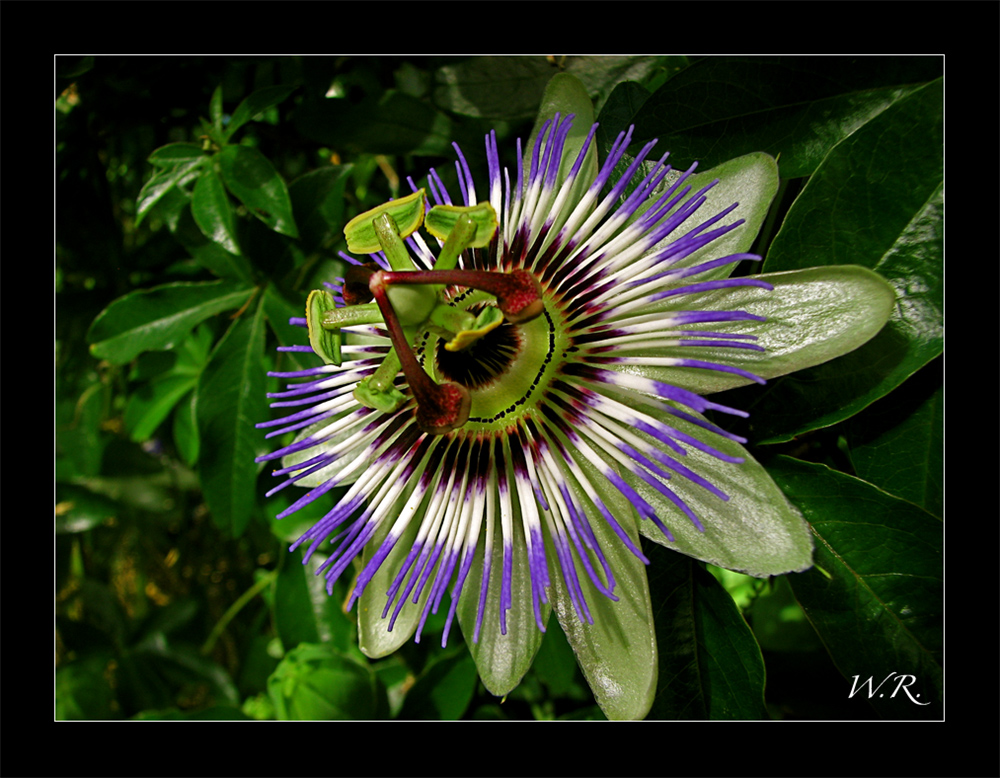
[257, 87, 895, 719]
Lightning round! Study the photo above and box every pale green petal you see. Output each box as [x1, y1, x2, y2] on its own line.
[624, 408, 814, 577]
[643, 152, 779, 280]
[549, 455, 657, 720]
[527, 72, 598, 194]
[456, 500, 548, 697]
[357, 496, 425, 658]
[619, 264, 897, 396]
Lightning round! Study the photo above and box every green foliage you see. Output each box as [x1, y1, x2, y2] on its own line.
[57, 56, 942, 722]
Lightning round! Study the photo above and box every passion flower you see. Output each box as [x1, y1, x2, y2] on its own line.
[258, 87, 895, 719]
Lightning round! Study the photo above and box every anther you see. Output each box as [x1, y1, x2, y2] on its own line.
[342, 263, 378, 306]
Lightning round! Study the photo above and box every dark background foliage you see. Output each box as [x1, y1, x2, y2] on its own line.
[56, 55, 943, 727]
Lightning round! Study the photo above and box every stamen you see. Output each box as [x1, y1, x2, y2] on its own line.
[368, 269, 471, 434]
[380, 268, 544, 324]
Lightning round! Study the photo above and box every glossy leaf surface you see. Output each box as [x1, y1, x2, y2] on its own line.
[769, 457, 942, 719]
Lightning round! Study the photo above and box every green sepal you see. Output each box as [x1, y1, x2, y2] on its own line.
[425, 202, 498, 249]
[306, 289, 342, 366]
[344, 189, 426, 254]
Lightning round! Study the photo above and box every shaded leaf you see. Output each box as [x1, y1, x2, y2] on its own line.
[192, 167, 242, 255]
[274, 548, 355, 653]
[434, 56, 666, 120]
[136, 158, 204, 227]
[196, 296, 267, 536]
[88, 280, 254, 365]
[750, 79, 943, 441]
[629, 56, 943, 175]
[267, 643, 387, 720]
[218, 144, 299, 238]
[295, 89, 459, 157]
[845, 359, 943, 517]
[769, 457, 942, 719]
[288, 164, 353, 253]
[225, 84, 296, 140]
[398, 648, 478, 720]
[647, 549, 768, 719]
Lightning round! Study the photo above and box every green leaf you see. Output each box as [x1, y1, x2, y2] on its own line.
[172, 390, 199, 466]
[397, 648, 478, 720]
[192, 167, 242, 255]
[124, 373, 198, 442]
[268, 643, 387, 720]
[217, 144, 299, 238]
[133, 705, 252, 721]
[768, 457, 942, 719]
[224, 84, 296, 140]
[196, 296, 267, 536]
[845, 360, 942, 517]
[646, 550, 768, 719]
[56, 653, 119, 720]
[125, 325, 214, 443]
[88, 279, 254, 364]
[148, 142, 205, 167]
[757, 79, 943, 438]
[136, 158, 204, 227]
[209, 84, 224, 133]
[55, 483, 119, 534]
[171, 203, 254, 282]
[629, 56, 943, 176]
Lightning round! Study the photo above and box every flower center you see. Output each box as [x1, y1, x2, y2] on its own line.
[432, 303, 522, 390]
[315, 201, 555, 435]
[418, 291, 563, 431]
